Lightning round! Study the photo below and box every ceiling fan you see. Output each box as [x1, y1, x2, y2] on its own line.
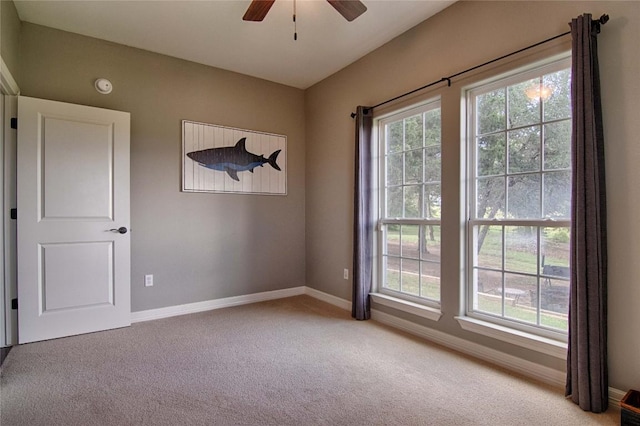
[243, 0, 367, 22]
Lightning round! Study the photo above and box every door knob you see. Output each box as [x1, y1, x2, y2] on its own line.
[109, 227, 128, 234]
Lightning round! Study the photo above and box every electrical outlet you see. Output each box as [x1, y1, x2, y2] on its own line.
[343, 269, 349, 280]
[144, 274, 153, 287]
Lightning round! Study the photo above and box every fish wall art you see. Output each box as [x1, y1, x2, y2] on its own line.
[182, 120, 286, 195]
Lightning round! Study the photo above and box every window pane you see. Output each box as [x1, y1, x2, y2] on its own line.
[539, 246, 570, 332]
[539, 226, 569, 332]
[421, 225, 441, 262]
[540, 306, 569, 332]
[421, 261, 440, 301]
[476, 177, 505, 219]
[400, 259, 420, 296]
[543, 120, 571, 170]
[387, 153, 403, 186]
[541, 227, 570, 273]
[508, 78, 541, 128]
[405, 150, 423, 184]
[425, 145, 441, 183]
[424, 109, 441, 146]
[507, 174, 540, 218]
[385, 262, 400, 291]
[404, 114, 423, 150]
[424, 184, 441, 219]
[508, 126, 541, 173]
[504, 273, 537, 324]
[475, 225, 502, 269]
[477, 89, 505, 134]
[543, 171, 571, 218]
[401, 225, 420, 259]
[543, 69, 571, 121]
[387, 186, 402, 217]
[387, 121, 403, 153]
[404, 185, 421, 218]
[385, 224, 400, 256]
[505, 226, 537, 274]
[477, 133, 505, 176]
[476, 269, 502, 315]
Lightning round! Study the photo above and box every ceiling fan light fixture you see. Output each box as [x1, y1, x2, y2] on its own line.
[243, 0, 367, 24]
[525, 84, 554, 101]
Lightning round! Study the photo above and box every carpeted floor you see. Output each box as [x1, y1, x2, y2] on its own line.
[0, 295, 619, 425]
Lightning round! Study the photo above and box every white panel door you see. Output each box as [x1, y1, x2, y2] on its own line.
[17, 96, 130, 344]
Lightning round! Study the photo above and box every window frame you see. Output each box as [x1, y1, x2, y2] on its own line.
[376, 98, 442, 309]
[464, 54, 572, 343]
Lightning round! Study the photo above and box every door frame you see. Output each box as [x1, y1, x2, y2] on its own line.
[1, 55, 20, 347]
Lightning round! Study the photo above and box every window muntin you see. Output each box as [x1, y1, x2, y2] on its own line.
[379, 100, 442, 305]
[467, 58, 571, 339]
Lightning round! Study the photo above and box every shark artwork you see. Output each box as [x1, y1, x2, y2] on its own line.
[186, 137, 281, 182]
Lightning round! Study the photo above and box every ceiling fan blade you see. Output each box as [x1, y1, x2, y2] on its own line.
[243, 0, 276, 22]
[326, 0, 367, 22]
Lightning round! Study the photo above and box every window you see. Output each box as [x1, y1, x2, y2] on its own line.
[466, 57, 571, 340]
[378, 100, 442, 307]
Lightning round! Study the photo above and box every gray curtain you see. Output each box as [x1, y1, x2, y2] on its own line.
[353, 106, 374, 320]
[565, 13, 608, 413]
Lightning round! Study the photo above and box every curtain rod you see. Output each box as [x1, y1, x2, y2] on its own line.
[350, 14, 609, 118]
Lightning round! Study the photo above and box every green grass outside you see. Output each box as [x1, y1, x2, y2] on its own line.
[476, 226, 569, 271]
[477, 293, 568, 331]
[385, 268, 440, 301]
[384, 224, 569, 331]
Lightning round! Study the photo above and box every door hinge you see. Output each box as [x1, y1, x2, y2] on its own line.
[10, 208, 17, 220]
[11, 298, 18, 310]
[10, 118, 17, 129]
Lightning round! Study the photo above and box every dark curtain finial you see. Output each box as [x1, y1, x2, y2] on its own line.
[590, 13, 610, 34]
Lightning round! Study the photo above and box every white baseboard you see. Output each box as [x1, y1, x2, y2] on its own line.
[609, 387, 627, 408]
[304, 287, 352, 311]
[130, 285, 625, 406]
[131, 286, 306, 323]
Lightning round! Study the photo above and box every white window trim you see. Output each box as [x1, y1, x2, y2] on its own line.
[370, 292, 442, 322]
[455, 316, 567, 359]
[461, 52, 572, 344]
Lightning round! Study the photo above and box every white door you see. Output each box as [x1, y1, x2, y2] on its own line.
[17, 96, 130, 344]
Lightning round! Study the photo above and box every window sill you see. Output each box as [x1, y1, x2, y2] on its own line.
[455, 316, 567, 359]
[370, 293, 442, 322]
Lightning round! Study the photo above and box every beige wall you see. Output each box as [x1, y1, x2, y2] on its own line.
[305, 1, 640, 392]
[1, 0, 21, 79]
[18, 23, 306, 312]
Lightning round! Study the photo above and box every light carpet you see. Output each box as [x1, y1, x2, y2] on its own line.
[0, 295, 618, 425]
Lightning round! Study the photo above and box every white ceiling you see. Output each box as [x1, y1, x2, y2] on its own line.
[13, 0, 456, 89]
